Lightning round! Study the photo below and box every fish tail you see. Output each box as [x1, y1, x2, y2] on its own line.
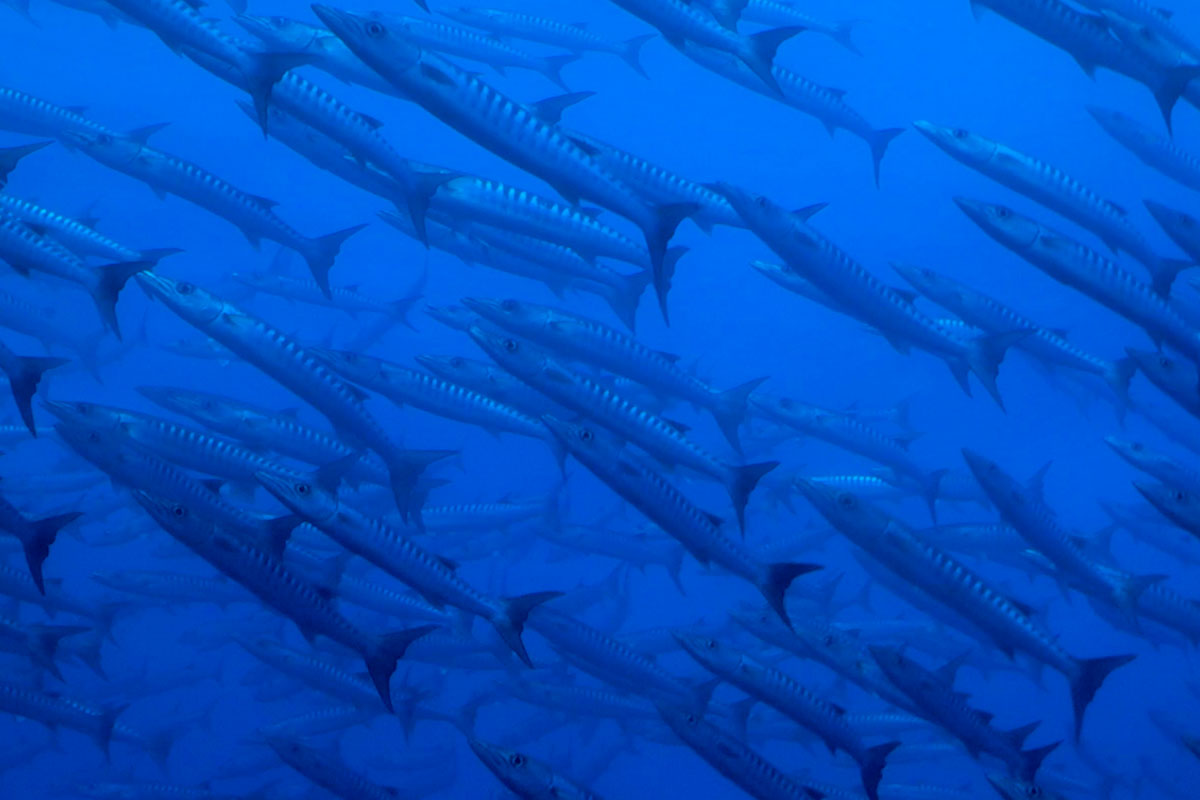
[134, 247, 183, 265]
[711, 376, 767, 454]
[867, 127, 905, 187]
[619, 34, 656, 78]
[758, 561, 821, 628]
[21, 511, 81, 594]
[1070, 653, 1135, 740]
[145, 728, 174, 768]
[1018, 740, 1060, 782]
[2, 354, 68, 436]
[1153, 64, 1200, 135]
[92, 259, 154, 340]
[302, 223, 368, 297]
[922, 469, 948, 523]
[242, 51, 309, 135]
[832, 20, 862, 55]
[742, 26, 804, 94]
[598, 268, 653, 333]
[729, 459, 779, 532]
[1151, 257, 1193, 296]
[1105, 356, 1136, 413]
[365, 625, 438, 712]
[491, 591, 564, 667]
[0, 140, 51, 186]
[859, 741, 900, 800]
[96, 703, 127, 761]
[540, 53, 579, 90]
[642, 206, 696, 325]
[964, 328, 1029, 410]
[667, 546, 687, 595]
[26, 623, 87, 681]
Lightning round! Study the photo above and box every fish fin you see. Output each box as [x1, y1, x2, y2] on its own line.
[729, 460, 779, 532]
[741, 26, 805, 95]
[301, 223, 368, 297]
[965, 329, 1030, 410]
[365, 625, 438, 712]
[243, 51, 310, 136]
[1018, 740, 1060, 782]
[1004, 720, 1041, 749]
[759, 561, 821, 628]
[3, 354, 68, 437]
[539, 53, 580, 91]
[868, 128, 905, 187]
[711, 376, 767, 454]
[641, 205, 698, 325]
[492, 591, 563, 667]
[529, 91, 595, 125]
[860, 741, 900, 800]
[1069, 654, 1135, 740]
[21, 511, 81, 594]
[0, 140, 51, 185]
[619, 33, 656, 79]
[91, 260, 154, 340]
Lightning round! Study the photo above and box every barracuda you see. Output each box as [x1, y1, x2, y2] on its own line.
[254, 466, 559, 668]
[870, 646, 1059, 782]
[69, 129, 363, 295]
[232, 271, 418, 323]
[469, 738, 605, 800]
[312, 5, 695, 322]
[677, 633, 899, 800]
[1105, 435, 1200, 495]
[0, 84, 115, 142]
[794, 478, 1134, 738]
[134, 274, 449, 518]
[968, 0, 1200, 129]
[466, 297, 763, 451]
[0, 285, 104, 374]
[741, 0, 860, 53]
[471, 327, 777, 528]
[236, 636, 386, 709]
[133, 490, 434, 711]
[916, 122, 1186, 294]
[894, 262, 1135, 401]
[1145, 200, 1200, 265]
[0, 211, 149, 338]
[678, 43, 903, 186]
[542, 416, 814, 624]
[721, 185, 1023, 407]
[268, 735, 409, 800]
[416, 353, 566, 418]
[0, 194, 176, 263]
[311, 346, 560, 451]
[438, 6, 655, 77]
[1088, 106, 1200, 192]
[956, 199, 1200, 365]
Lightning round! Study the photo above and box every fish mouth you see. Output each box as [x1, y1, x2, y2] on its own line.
[951, 196, 989, 225]
[311, 5, 363, 40]
[460, 297, 502, 318]
[911, 119, 942, 140]
[466, 738, 511, 773]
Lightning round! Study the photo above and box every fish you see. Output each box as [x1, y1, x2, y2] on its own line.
[267, 735, 410, 800]
[469, 738, 606, 799]
[1087, 106, 1200, 192]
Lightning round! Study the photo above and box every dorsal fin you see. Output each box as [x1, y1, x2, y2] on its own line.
[1028, 461, 1051, 504]
[529, 91, 595, 125]
[249, 194, 280, 210]
[126, 122, 171, 144]
[792, 202, 829, 221]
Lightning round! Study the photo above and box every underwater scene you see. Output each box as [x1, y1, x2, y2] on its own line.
[0, 0, 1199, 797]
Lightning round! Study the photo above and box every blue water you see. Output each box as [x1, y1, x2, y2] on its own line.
[1, 0, 1199, 797]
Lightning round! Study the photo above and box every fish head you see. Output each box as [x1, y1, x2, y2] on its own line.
[63, 129, 145, 168]
[713, 182, 816, 245]
[1143, 199, 1196, 238]
[912, 121, 997, 164]
[1134, 480, 1195, 516]
[866, 644, 910, 679]
[264, 733, 312, 768]
[230, 271, 270, 290]
[254, 467, 339, 523]
[462, 297, 550, 335]
[953, 198, 1040, 250]
[234, 14, 323, 51]
[308, 347, 381, 384]
[539, 415, 619, 460]
[1084, 105, 1133, 136]
[1126, 347, 1198, 393]
[468, 739, 548, 792]
[415, 353, 477, 381]
[135, 273, 226, 325]
[655, 704, 705, 741]
[890, 262, 965, 307]
[1102, 435, 1149, 466]
[986, 775, 1066, 800]
[41, 399, 124, 431]
[136, 386, 239, 428]
[793, 477, 892, 536]
[311, 6, 422, 70]
[466, 324, 541, 373]
[129, 490, 211, 542]
[424, 303, 476, 331]
[673, 632, 739, 673]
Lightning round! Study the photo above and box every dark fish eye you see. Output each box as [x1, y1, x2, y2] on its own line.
[952, 129, 968, 139]
[97, 133, 112, 145]
[779, 398, 792, 408]
[202, 400, 213, 410]
[684, 713, 697, 724]
[508, 753, 524, 767]
[705, 639, 717, 649]
[366, 20, 385, 37]
[1131, 442, 1143, 451]
[1182, 216, 1195, 229]
[177, 282, 195, 295]
[579, 429, 594, 442]
[450, 357, 464, 368]
[1158, 356, 1170, 368]
[500, 299, 518, 311]
[755, 196, 768, 208]
[836, 493, 855, 509]
[172, 505, 186, 518]
[996, 208, 1011, 220]
[822, 634, 834, 646]
[503, 339, 518, 353]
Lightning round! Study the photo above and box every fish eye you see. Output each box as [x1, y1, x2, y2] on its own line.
[366, 20, 386, 37]
[503, 339, 518, 353]
[995, 207, 1011, 220]
[1174, 490, 1187, 502]
[579, 429, 594, 442]
[1158, 356, 1171, 368]
[705, 638, 717, 649]
[177, 282, 195, 295]
[684, 713, 697, 724]
[779, 398, 792, 408]
[87, 431, 100, 443]
[501, 299, 518, 311]
[952, 129, 968, 139]
[755, 196, 768, 208]
[508, 753, 524, 767]
[172, 505, 186, 518]
[1181, 216, 1195, 229]
[97, 133, 112, 145]
[836, 493, 856, 509]
[1131, 442, 1143, 451]
[822, 634, 834, 646]
[296, 483, 311, 496]
[450, 357, 464, 368]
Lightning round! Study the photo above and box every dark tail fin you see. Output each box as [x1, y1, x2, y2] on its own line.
[135, 247, 183, 265]
[1150, 256, 1193, 297]
[384, 448, 456, 522]
[711, 376, 767, 454]
[302, 223, 367, 297]
[1018, 740, 1060, 782]
[1153, 65, 1200, 135]
[728, 460, 779, 532]
[92, 600, 126, 645]
[1069, 653, 1135, 739]
[491, 591, 563, 667]
[598, 268, 652, 333]
[1105, 356, 1136, 412]
[831, 20, 861, 55]
[22, 511, 81, 594]
[641, 206, 697, 325]
[964, 329, 1029, 410]
[243, 51, 309, 135]
[741, 26, 805, 95]
[859, 741, 900, 800]
[26, 623, 88, 681]
[666, 546, 687, 595]
[0, 140, 52, 185]
[867, 127, 905, 188]
[364, 625, 438, 712]
[921, 469, 948, 524]
[145, 729, 174, 768]
[758, 561, 822, 628]
[91, 260, 153, 339]
[95, 703, 127, 760]
[2, 354, 68, 435]
[619, 33, 656, 78]
[539, 53, 579, 90]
